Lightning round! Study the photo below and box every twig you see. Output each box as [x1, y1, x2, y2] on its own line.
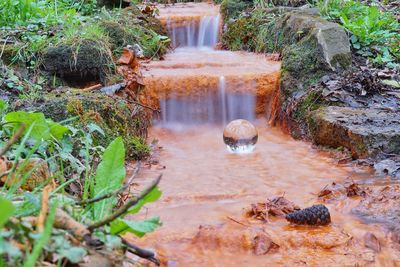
[0, 125, 25, 157]
[125, 162, 141, 187]
[78, 162, 141, 206]
[37, 181, 55, 232]
[122, 238, 160, 266]
[88, 174, 162, 231]
[226, 216, 250, 227]
[81, 83, 102, 92]
[127, 99, 160, 113]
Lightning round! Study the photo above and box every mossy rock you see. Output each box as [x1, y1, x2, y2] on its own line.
[99, 20, 138, 51]
[14, 92, 151, 159]
[222, 16, 259, 51]
[97, 6, 168, 58]
[97, 0, 130, 8]
[0, 44, 21, 65]
[220, 0, 254, 20]
[309, 106, 400, 158]
[40, 40, 114, 85]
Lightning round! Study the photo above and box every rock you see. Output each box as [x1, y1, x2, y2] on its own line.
[374, 159, 400, 176]
[262, 12, 351, 138]
[13, 92, 151, 159]
[97, 0, 130, 8]
[309, 106, 400, 158]
[276, 12, 351, 73]
[41, 40, 114, 85]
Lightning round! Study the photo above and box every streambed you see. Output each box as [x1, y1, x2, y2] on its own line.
[128, 3, 400, 266]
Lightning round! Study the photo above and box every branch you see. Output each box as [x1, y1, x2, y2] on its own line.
[88, 174, 162, 231]
[77, 162, 141, 206]
[0, 125, 25, 157]
[122, 238, 160, 266]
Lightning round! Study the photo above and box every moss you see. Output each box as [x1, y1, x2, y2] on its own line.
[40, 37, 114, 86]
[99, 20, 137, 53]
[14, 92, 151, 160]
[0, 44, 22, 65]
[220, 0, 254, 20]
[96, 7, 169, 59]
[128, 136, 151, 160]
[222, 17, 259, 51]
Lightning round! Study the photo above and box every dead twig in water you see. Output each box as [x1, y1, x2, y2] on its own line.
[227, 216, 250, 227]
[78, 162, 141, 206]
[88, 174, 162, 231]
[122, 238, 160, 266]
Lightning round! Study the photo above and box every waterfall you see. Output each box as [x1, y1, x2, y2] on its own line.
[166, 15, 220, 48]
[158, 77, 256, 127]
[155, 9, 259, 127]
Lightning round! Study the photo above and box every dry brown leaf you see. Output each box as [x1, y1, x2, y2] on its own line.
[253, 232, 279, 255]
[364, 232, 381, 252]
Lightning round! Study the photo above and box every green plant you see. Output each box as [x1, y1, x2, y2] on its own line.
[318, 0, 400, 67]
[93, 137, 126, 220]
[0, 110, 161, 265]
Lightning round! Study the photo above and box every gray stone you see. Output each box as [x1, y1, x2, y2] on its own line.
[309, 106, 400, 158]
[281, 12, 352, 71]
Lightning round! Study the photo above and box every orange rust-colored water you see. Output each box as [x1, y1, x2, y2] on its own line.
[141, 49, 280, 114]
[130, 122, 400, 266]
[129, 3, 400, 266]
[157, 2, 219, 27]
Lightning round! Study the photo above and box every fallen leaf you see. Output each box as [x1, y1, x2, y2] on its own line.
[364, 232, 381, 252]
[253, 232, 279, 255]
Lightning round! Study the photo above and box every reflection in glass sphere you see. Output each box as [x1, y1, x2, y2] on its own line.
[223, 119, 258, 153]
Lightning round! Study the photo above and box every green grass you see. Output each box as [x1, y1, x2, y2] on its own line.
[318, 0, 400, 68]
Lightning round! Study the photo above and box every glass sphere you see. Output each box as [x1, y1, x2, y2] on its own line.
[223, 119, 258, 153]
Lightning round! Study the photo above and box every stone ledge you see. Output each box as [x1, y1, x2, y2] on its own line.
[309, 106, 400, 158]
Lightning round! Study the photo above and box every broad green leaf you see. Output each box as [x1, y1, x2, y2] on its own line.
[127, 187, 162, 215]
[5, 112, 50, 141]
[110, 217, 161, 237]
[4, 112, 68, 141]
[93, 137, 126, 220]
[0, 197, 14, 228]
[47, 120, 70, 140]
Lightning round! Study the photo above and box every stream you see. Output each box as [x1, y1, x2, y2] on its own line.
[129, 3, 400, 266]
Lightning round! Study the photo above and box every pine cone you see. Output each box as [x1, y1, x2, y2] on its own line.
[285, 204, 331, 225]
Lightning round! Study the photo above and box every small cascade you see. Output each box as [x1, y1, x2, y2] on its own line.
[144, 2, 280, 128]
[158, 77, 256, 127]
[166, 15, 220, 48]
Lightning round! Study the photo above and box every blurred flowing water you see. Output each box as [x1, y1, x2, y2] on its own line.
[135, 3, 400, 266]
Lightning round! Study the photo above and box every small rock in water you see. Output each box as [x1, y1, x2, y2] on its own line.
[285, 204, 331, 226]
[223, 119, 258, 153]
